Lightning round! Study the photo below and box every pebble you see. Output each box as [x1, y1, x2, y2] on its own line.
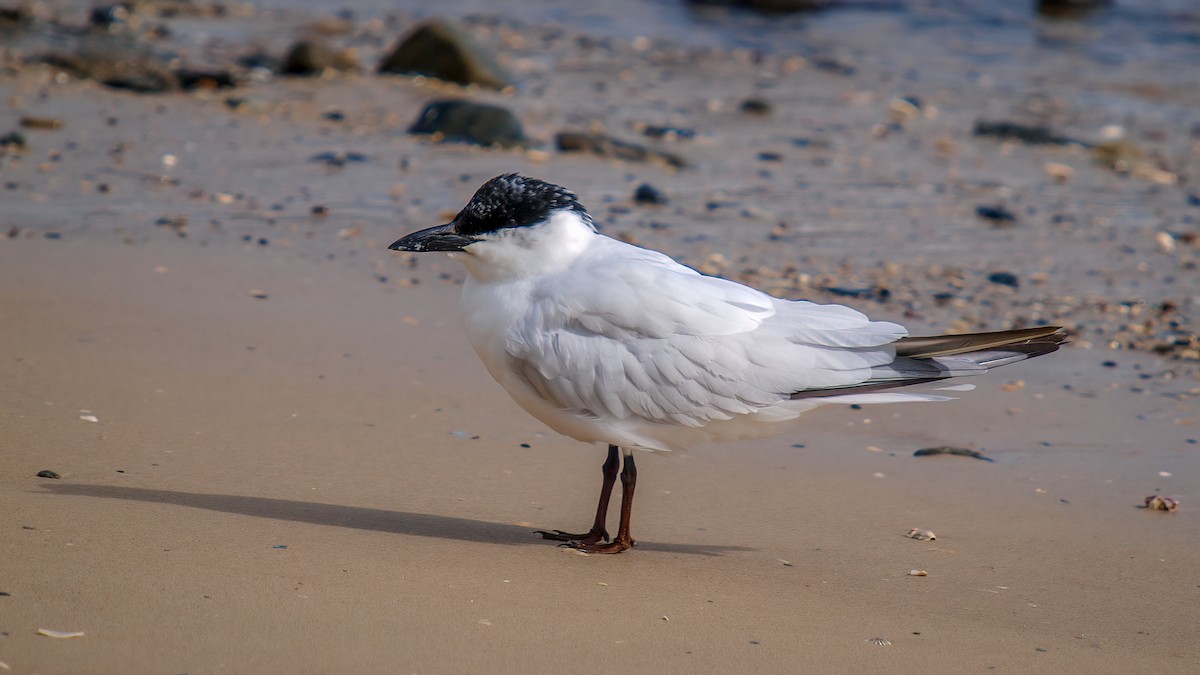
[280, 39, 357, 76]
[410, 101, 528, 149]
[913, 446, 993, 462]
[36, 470, 61, 479]
[973, 120, 1080, 146]
[738, 97, 772, 115]
[633, 183, 668, 205]
[975, 205, 1017, 226]
[309, 151, 368, 167]
[905, 528, 936, 541]
[556, 131, 684, 168]
[378, 18, 513, 90]
[987, 272, 1020, 289]
[19, 116, 63, 130]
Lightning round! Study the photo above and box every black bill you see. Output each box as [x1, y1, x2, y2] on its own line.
[388, 222, 479, 252]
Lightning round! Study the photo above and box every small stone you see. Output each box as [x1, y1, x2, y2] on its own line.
[904, 528, 936, 541]
[409, 101, 527, 149]
[913, 446, 993, 462]
[987, 272, 1020, 288]
[739, 97, 772, 115]
[973, 120, 1079, 146]
[633, 183, 668, 205]
[975, 205, 1017, 226]
[555, 131, 684, 168]
[0, 131, 28, 152]
[1044, 162, 1073, 182]
[280, 39, 357, 76]
[36, 470, 61, 479]
[378, 18, 513, 90]
[19, 117, 64, 130]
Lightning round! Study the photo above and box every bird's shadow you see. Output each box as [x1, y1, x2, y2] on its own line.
[40, 483, 752, 557]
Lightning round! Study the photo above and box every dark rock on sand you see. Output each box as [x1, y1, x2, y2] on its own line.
[176, 69, 237, 91]
[976, 205, 1017, 226]
[739, 97, 773, 115]
[913, 447, 993, 462]
[0, 131, 28, 153]
[642, 125, 695, 141]
[1037, 0, 1112, 20]
[378, 18, 513, 90]
[973, 120, 1083, 147]
[987, 272, 1020, 288]
[281, 39, 358, 76]
[40, 37, 179, 93]
[687, 0, 836, 13]
[90, 4, 132, 29]
[556, 131, 686, 168]
[633, 183, 668, 205]
[408, 100, 527, 148]
[0, 6, 34, 32]
[36, 469, 61, 479]
[309, 151, 369, 167]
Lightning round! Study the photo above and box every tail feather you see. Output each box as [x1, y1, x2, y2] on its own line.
[894, 326, 1064, 358]
[790, 326, 1065, 401]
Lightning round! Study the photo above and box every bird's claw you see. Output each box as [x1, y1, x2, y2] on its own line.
[534, 529, 609, 544]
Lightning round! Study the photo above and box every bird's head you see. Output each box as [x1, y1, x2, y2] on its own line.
[389, 174, 597, 279]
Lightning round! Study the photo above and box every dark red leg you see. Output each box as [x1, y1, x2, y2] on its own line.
[569, 449, 636, 554]
[536, 445, 619, 545]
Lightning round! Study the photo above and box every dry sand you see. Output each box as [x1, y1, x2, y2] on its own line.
[2, 1, 1198, 673]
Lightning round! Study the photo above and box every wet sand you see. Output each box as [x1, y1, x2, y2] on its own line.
[2, 1, 1198, 672]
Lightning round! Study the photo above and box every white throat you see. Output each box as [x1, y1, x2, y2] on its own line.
[455, 209, 596, 283]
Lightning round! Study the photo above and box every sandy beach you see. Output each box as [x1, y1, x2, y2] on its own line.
[2, 1, 1198, 673]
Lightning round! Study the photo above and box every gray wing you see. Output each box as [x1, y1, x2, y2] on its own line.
[504, 240, 908, 427]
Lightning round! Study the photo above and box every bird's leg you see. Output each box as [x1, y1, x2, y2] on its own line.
[569, 448, 636, 554]
[536, 444, 619, 545]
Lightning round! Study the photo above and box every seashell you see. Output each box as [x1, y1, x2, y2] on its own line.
[1144, 494, 1179, 512]
[905, 528, 936, 541]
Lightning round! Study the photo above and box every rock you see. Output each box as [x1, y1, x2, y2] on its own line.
[641, 125, 695, 141]
[975, 205, 1017, 226]
[90, 3, 132, 29]
[0, 131, 28, 153]
[36, 469, 61, 479]
[309, 151, 368, 166]
[987, 272, 1020, 289]
[378, 18, 513, 90]
[555, 131, 686, 168]
[175, 69, 236, 91]
[1091, 139, 1146, 173]
[811, 56, 857, 76]
[40, 38, 179, 93]
[633, 183, 668, 205]
[687, 0, 835, 13]
[408, 100, 527, 148]
[913, 446, 993, 462]
[1037, 0, 1112, 19]
[0, 6, 34, 32]
[280, 39, 357, 76]
[973, 120, 1082, 146]
[19, 117, 64, 130]
[739, 97, 772, 115]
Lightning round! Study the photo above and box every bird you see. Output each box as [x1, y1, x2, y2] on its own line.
[389, 174, 1064, 554]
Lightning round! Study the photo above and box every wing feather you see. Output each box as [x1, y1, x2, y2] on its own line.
[504, 239, 907, 427]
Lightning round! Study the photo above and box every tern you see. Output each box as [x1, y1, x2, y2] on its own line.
[389, 174, 1063, 554]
